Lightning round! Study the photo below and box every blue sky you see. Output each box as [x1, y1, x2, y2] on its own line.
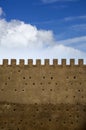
[0, 0, 86, 63]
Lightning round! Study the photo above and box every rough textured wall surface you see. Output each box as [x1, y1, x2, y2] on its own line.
[0, 59, 86, 130]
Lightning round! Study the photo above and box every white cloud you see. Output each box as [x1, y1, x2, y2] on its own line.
[64, 15, 86, 21]
[57, 36, 86, 52]
[0, 19, 54, 48]
[0, 7, 4, 17]
[57, 36, 86, 46]
[41, 0, 77, 4]
[71, 24, 86, 31]
[0, 18, 86, 63]
[0, 45, 86, 63]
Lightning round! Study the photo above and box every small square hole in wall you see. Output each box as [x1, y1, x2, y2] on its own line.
[78, 90, 80, 92]
[8, 77, 10, 80]
[33, 114, 36, 118]
[63, 121, 66, 124]
[14, 89, 17, 91]
[66, 76, 69, 79]
[70, 122, 73, 125]
[29, 76, 31, 79]
[33, 83, 35, 85]
[5, 83, 7, 85]
[71, 83, 73, 85]
[73, 96, 76, 98]
[40, 82, 42, 85]
[40, 122, 43, 126]
[1, 127, 4, 129]
[1, 89, 4, 91]
[34, 103, 38, 105]
[23, 77, 25, 79]
[4, 122, 7, 125]
[81, 96, 84, 98]
[51, 77, 53, 79]
[43, 76, 45, 79]
[50, 89, 52, 91]
[36, 108, 39, 111]
[73, 76, 76, 79]
[49, 119, 52, 122]
[83, 108, 86, 112]
[18, 70, 20, 72]
[80, 82, 82, 85]
[42, 88, 45, 91]
[13, 108, 16, 111]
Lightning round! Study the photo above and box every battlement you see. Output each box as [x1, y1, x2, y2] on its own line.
[1, 59, 86, 66]
[0, 58, 86, 130]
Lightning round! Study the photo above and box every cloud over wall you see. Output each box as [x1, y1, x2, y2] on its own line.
[0, 7, 86, 63]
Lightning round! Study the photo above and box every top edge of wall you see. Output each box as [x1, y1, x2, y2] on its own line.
[0, 59, 86, 66]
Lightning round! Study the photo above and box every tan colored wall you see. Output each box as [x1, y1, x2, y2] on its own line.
[0, 59, 86, 130]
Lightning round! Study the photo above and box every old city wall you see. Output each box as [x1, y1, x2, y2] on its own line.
[0, 59, 86, 130]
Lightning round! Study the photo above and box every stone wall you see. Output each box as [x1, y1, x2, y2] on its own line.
[0, 59, 86, 130]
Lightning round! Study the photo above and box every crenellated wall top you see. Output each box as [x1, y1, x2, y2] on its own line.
[0, 59, 86, 67]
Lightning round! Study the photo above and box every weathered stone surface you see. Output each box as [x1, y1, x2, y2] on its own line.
[0, 59, 86, 130]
